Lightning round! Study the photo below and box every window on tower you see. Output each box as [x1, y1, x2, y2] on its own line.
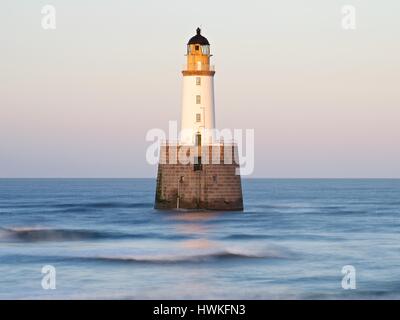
[195, 45, 199, 51]
[201, 45, 210, 55]
[196, 77, 201, 85]
[196, 95, 201, 104]
[196, 113, 201, 122]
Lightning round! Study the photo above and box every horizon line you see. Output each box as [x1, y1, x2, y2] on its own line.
[1, 177, 400, 180]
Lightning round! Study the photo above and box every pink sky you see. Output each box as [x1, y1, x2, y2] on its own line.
[1, 0, 399, 177]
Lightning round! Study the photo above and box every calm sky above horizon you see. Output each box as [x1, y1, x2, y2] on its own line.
[1, 0, 399, 178]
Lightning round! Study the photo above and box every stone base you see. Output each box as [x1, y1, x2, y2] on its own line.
[154, 144, 243, 211]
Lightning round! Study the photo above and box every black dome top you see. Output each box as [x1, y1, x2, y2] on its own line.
[187, 28, 210, 45]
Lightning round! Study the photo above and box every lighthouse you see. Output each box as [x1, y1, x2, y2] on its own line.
[180, 27, 216, 145]
[155, 28, 243, 211]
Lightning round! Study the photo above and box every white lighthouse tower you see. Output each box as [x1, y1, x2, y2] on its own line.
[180, 28, 216, 145]
[155, 28, 243, 211]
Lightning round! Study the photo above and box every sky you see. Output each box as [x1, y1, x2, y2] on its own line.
[1, 0, 399, 178]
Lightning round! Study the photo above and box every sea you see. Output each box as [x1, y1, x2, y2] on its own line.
[0, 179, 399, 299]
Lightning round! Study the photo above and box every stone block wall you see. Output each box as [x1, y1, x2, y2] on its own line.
[155, 144, 243, 211]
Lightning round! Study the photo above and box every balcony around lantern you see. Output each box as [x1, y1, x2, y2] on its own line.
[182, 63, 215, 72]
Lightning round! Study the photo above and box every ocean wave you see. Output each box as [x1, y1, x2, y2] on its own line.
[0, 247, 283, 266]
[53, 201, 150, 209]
[0, 227, 114, 242]
[0, 227, 190, 242]
[73, 249, 277, 264]
[222, 234, 274, 240]
[250, 203, 372, 215]
[2, 201, 151, 212]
